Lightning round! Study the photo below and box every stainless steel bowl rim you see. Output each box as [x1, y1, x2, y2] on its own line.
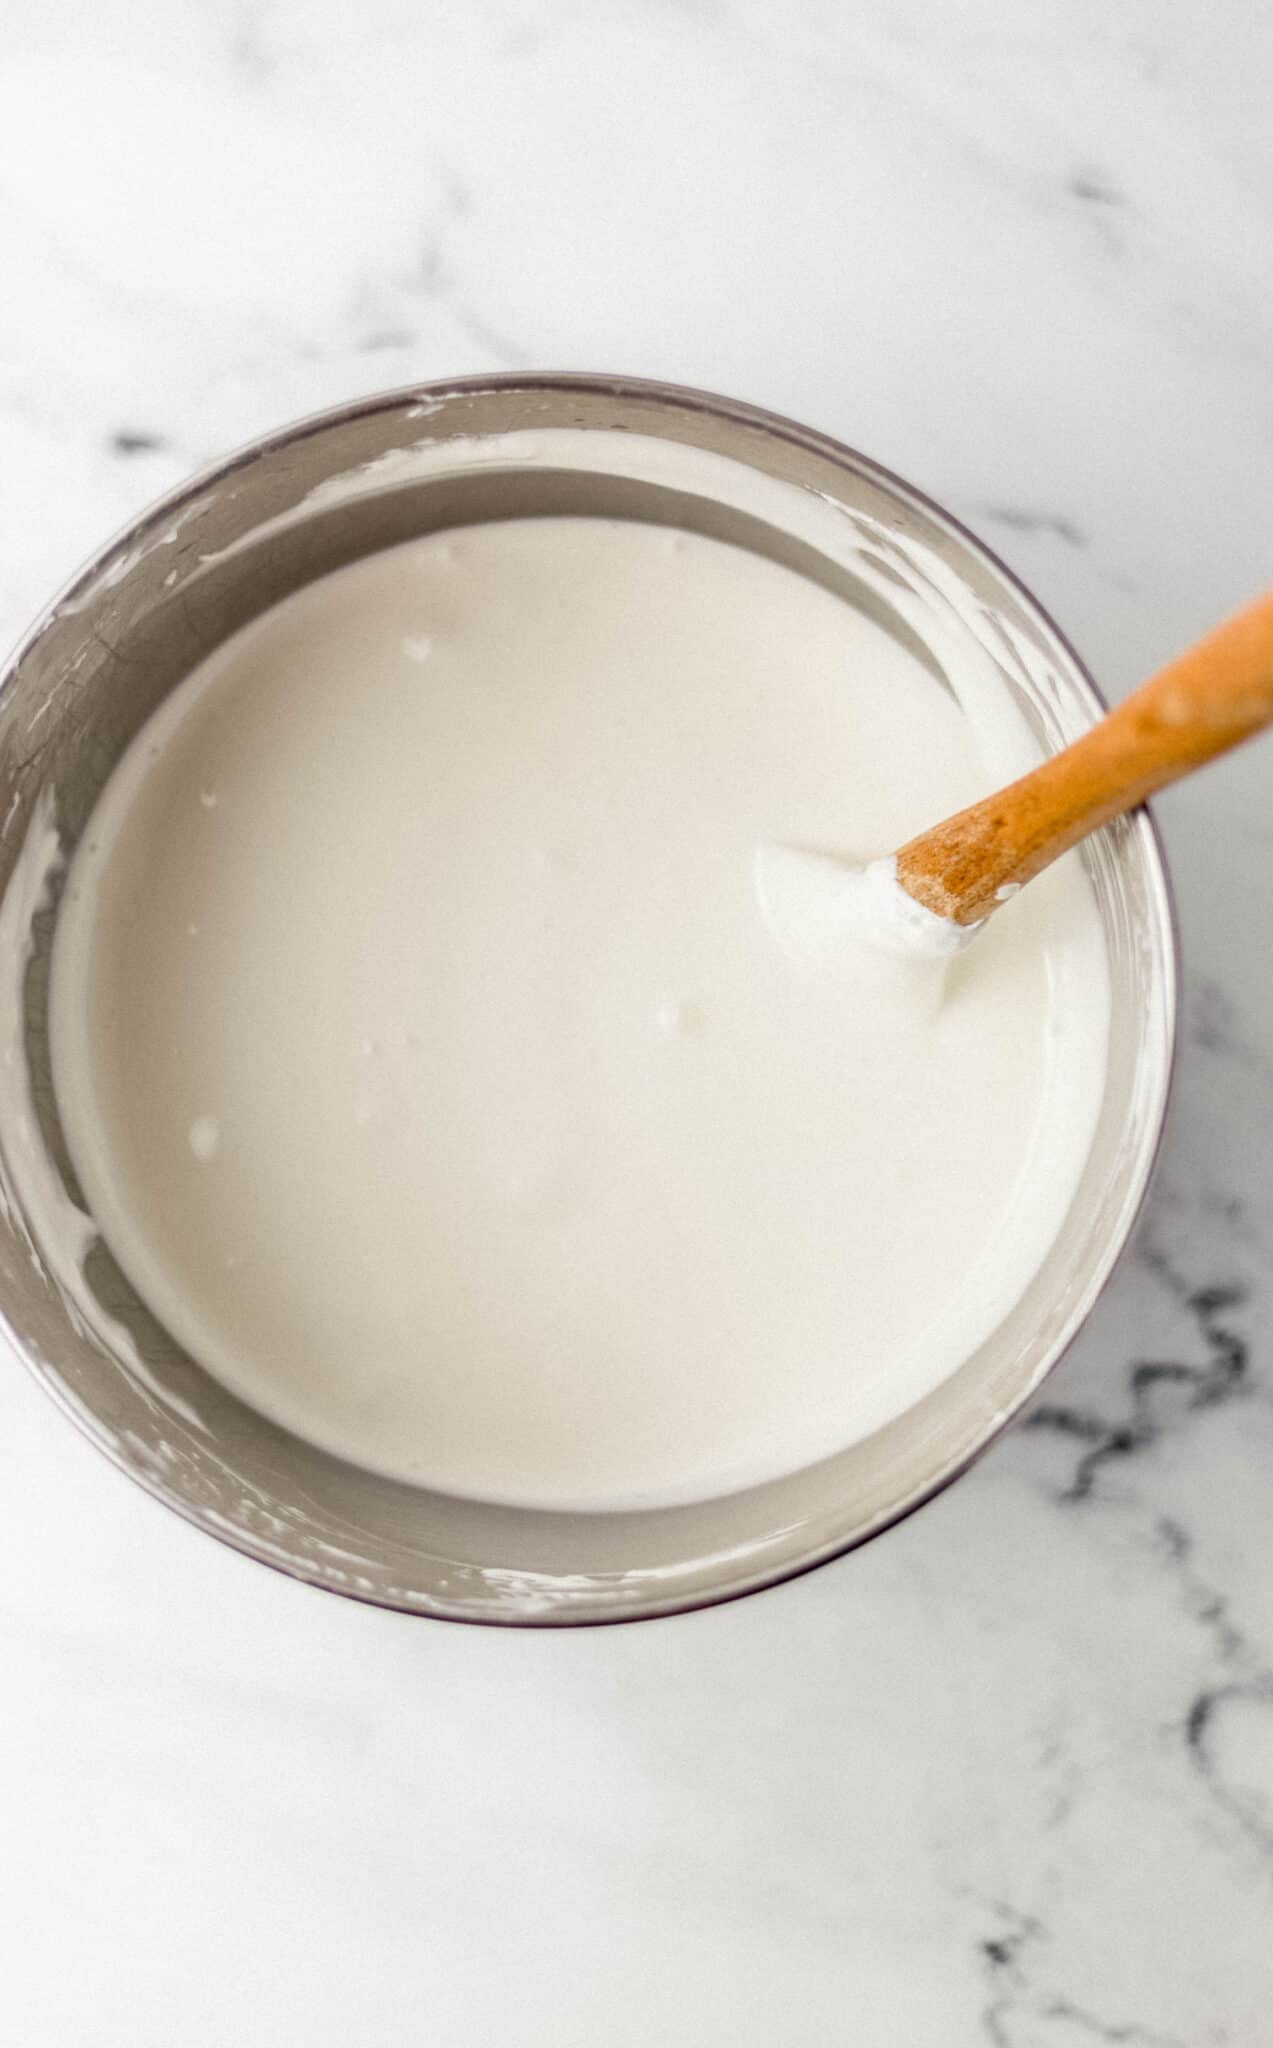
[0, 372, 1180, 1624]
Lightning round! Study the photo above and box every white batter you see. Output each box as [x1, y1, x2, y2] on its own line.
[49, 517, 1109, 1510]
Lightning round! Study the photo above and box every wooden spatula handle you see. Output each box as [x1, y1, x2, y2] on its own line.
[896, 589, 1273, 925]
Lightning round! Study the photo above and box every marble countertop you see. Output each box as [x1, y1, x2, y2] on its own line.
[2, 3, 1272, 2041]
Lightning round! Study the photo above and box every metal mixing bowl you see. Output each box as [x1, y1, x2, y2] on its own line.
[0, 375, 1177, 1623]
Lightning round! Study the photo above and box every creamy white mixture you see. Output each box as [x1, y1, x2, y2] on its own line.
[49, 516, 1109, 1510]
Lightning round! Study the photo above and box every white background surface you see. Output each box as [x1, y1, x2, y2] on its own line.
[2, 4, 1273, 2042]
